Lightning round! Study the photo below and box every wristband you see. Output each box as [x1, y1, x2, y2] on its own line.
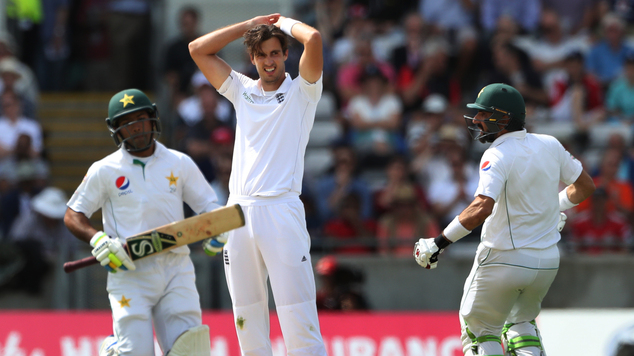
[559, 187, 578, 211]
[90, 231, 107, 247]
[442, 216, 472, 243]
[280, 18, 301, 38]
[434, 235, 452, 249]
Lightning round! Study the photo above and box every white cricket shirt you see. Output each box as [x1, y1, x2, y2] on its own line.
[67, 142, 220, 254]
[475, 130, 583, 250]
[217, 70, 322, 197]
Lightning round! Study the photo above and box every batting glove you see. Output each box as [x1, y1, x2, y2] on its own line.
[90, 231, 136, 273]
[413, 237, 444, 269]
[203, 232, 229, 257]
[557, 212, 567, 232]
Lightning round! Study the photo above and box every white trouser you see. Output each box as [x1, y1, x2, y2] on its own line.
[106, 252, 202, 356]
[459, 244, 559, 355]
[225, 194, 326, 356]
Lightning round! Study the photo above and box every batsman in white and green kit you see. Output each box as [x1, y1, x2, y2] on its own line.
[414, 84, 596, 355]
[64, 89, 224, 356]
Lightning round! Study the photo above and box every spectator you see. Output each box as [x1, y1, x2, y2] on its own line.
[0, 90, 42, 159]
[0, 133, 49, 188]
[542, 0, 602, 35]
[373, 155, 427, 217]
[315, 255, 369, 311]
[406, 94, 448, 162]
[74, 0, 110, 91]
[163, 6, 202, 107]
[514, 9, 589, 89]
[549, 51, 604, 150]
[605, 52, 634, 123]
[570, 188, 631, 254]
[577, 148, 634, 217]
[412, 123, 467, 189]
[376, 184, 439, 256]
[0, 58, 37, 118]
[323, 192, 377, 254]
[586, 13, 633, 87]
[36, 0, 70, 91]
[418, 0, 478, 88]
[0, 33, 39, 114]
[330, 4, 375, 67]
[479, 0, 541, 35]
[336, 36, 395, 108]
[488, 42, 549, 110]
[426, 145, 479, 227]
[106, 0, 151, 90]
[390, 12, 429, 113]
[315, 144, 373, 222]
[347, 67, 403, 168]
[400, 36, 456, 108]
[7, 187, 77, 294]
[0, 161, 45, 238]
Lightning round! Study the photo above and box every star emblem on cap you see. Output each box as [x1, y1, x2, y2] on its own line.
[120, 94, 135, 108]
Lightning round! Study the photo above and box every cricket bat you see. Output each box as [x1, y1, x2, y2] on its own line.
[63, 204, 245, 273]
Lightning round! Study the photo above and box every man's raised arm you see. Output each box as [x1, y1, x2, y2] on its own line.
[189, 14, 281, 89]
[274, 16, 323, 83]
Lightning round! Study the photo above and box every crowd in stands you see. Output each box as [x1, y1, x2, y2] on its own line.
[1, 0, 634, 296]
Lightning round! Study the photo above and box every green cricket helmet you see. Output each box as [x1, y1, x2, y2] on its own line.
[105, 89, 161, 152]
[464, 83, 526, 143]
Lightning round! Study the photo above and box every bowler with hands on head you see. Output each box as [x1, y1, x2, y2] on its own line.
[189, 12, 327, 356]
[64, 88, 226, 356]
[413, 83, 595, 355]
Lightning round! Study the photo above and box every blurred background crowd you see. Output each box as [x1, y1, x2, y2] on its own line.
[0, 0, 633, 310]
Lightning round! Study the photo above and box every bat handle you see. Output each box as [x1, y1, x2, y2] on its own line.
[63, 255, 98, 273]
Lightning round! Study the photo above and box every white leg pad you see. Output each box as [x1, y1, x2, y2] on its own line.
[502, 321, 545, 356]
[168, 325, 211, 356]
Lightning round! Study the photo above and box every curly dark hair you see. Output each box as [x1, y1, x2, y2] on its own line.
[243, 24, 288, 58]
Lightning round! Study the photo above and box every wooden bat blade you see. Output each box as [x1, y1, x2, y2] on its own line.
[63, 204, 245, 273]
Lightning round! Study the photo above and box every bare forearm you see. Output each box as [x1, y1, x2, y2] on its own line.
[189, 20, 253, 57]
[63, 208, 98, 244]
[566, 170, 595, 204]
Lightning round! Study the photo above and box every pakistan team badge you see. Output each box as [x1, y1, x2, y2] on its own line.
[166, 171, 178, 193]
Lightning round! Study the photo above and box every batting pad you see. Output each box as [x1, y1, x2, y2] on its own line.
[168, 325, 211, 356]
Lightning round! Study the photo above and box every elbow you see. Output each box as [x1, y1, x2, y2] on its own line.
[188, 40, 202, 58]
[584, 179, 597, 200]
[305, 30, 322, 48]
[475, 205, 493, 223]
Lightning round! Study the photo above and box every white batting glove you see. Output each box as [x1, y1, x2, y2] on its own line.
[202, 232, 229, 257]
[413, 238, 443, 269]
[557, 212, 567, 232]
[90, 231, 136, 273]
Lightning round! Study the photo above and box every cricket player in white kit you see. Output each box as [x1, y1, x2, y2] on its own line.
[64, 89, 223, 356]
[189, 13, 327, 356]
[414, 83, 596, 356]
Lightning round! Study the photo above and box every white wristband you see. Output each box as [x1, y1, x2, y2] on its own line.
[442, 216, 472, 243]
[280, 18, 301, 38]
[559, 187, 578, 211]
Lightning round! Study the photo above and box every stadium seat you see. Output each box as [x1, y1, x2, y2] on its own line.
[308, 121, 342, 148]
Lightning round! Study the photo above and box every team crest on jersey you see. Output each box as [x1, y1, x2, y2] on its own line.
[116, 176, 133, 196]
[166, 171, 179, 193]
[275, 93, 285, 103]
[481, 161, 492, 171]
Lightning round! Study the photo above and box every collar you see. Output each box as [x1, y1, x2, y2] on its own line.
[249, 72, 292, 96]
[120, 140, 164, 163]
[490, 129, 527, 148]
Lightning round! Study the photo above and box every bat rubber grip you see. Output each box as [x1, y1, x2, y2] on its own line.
[63, 255, 99, 273]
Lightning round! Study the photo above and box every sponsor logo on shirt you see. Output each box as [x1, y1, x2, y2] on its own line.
[242, 92, 254, 104]
[481, 161, 492, 171]
[116, 176, 133, 196]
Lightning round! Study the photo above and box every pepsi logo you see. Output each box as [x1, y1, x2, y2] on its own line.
[481, 161, 492, 171]
[115, 176, 130, 190]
